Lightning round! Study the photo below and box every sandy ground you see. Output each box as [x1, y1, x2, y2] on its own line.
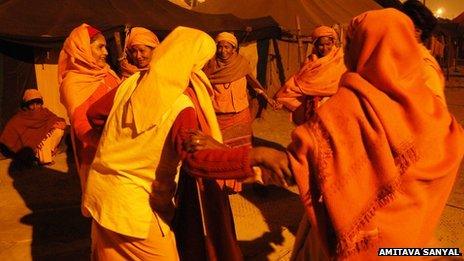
[0, 83, 463, 260]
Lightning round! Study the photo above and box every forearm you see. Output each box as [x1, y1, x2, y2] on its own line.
[184, 146, 253, 179]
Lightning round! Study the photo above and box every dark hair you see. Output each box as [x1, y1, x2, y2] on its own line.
[21, 98, 43, 109]
[401, 0, 437, 42]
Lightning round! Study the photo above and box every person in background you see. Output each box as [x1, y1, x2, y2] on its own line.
[401, 0, 446, 104]
[58, 23, 121, 196]
[83, 26, 290, 260]
[118, 27, 160, 79]
[0, 89, 66, 166]
[86, 27, 160, 128]
[274, 26, 346, 125]
[203, 32, 279, 193]
[276, 9, 463, 259]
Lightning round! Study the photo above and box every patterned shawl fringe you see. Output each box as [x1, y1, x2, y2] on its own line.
[311, 117, 420, 258]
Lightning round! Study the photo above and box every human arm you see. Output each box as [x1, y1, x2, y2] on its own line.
[172, 108, 290, 186]
[182, 124, 292, 187]
[245, 74, 281, 110]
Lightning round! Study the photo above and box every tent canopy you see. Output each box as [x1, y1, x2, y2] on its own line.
[0, 0, 281, 48]
[194, 0, 381, 36]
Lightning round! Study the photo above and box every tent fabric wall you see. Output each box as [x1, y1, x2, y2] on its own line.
[34, 64, 69, 124]
[0, 0, 280, 48]
[0, 0, 281, 129]
[194, 0, 381, 97]
[194, 0, 381, 35]
[0, 41, 37, 131]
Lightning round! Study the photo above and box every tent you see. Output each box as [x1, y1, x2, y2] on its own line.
[195, 0, 381, 36]
[0, 0, 280, 129]
[194, 0, 381, 96]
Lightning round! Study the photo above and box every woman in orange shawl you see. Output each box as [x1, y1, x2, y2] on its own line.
[203, 32, 277, 192]
[58, 24, 121, 196]
[0, 89, 65, 166]
[275, 26, 346, 125]
[283, 8, 464, 260]
[118, 27, 160, 78]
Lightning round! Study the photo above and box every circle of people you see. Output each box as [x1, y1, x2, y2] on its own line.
[1, 2, 463, 260]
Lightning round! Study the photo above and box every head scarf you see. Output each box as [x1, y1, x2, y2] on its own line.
[125, 27, 160, 49]
[23, 89, 42, 103]
[87, 26, 101, 39]
[58, 23, 119, 116]
[311, 26, 337, 43]
[120, 27, 160, 77]
[129, 26, 222, 141]
[203, 32, 251, 84]
[215, 32, 238, 48]
[288, 8, 464, 258]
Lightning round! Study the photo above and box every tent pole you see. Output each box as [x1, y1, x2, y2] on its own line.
[296, 15, 304, 67]
[272, 38, 286, 85]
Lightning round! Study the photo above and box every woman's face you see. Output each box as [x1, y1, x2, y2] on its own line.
[315, 36, 335, 58]
[129, 44, 155, 69]
[216, 41, 235, 60]
[90, 34, 108, 68]
[27, 102, 43, 111]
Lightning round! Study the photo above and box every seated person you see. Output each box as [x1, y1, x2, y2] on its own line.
[0, 89, 66, 165]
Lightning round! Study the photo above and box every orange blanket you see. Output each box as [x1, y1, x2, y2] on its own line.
[203, 53, 252, 84]
[275, 46, 346, 112]
[288, 8, 464, 259]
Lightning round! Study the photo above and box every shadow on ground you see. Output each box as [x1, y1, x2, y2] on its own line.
[238, 184, 303, 260]
[7, 134, 90, 260]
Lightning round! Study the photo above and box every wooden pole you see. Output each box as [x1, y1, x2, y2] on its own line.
[296, 15, 304, 67]
[271, 38, 286, 85]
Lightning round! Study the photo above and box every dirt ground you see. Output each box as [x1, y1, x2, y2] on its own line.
[0, 80, 463, 260]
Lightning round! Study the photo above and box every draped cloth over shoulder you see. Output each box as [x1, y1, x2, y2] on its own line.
[203, 53, 252, 85]
[288, 8, 464, 259]
[275, 46, 346, 112]
[58, 23, 120, 210]
[128, 27, 222, 141]
[58, 23, 119, 117]
[120, 27, 160, 77]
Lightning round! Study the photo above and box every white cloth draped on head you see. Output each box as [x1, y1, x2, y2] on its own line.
[128, 26, 223, 142]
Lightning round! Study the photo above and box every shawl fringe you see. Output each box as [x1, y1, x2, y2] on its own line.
[311, 117, 420, 258]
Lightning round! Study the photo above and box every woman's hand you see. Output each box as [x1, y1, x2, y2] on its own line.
[250, 147, 293, 187]
[184, 129, 227, 152]
[268, 99, 283, 110]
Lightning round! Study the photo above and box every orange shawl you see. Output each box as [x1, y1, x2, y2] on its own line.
[203, 53, 252, 84]
[419, 44, 446, 103]
[0, 108, 63, 153]
[275, 46, 346, 112]
[288, 9, 464, 259]
[58, 23, 120, 118]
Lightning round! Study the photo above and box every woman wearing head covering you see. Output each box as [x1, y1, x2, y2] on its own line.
[118, 27, 160, 78]
[58, 24, 121, 196]
[0, 89, 66, 165]
[83, 26, 289, 260]
[274, 25, 346, 125]
[203, 32, 278, 193]
[86, 27, 159, 128]
[281, 9, 464, 260]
